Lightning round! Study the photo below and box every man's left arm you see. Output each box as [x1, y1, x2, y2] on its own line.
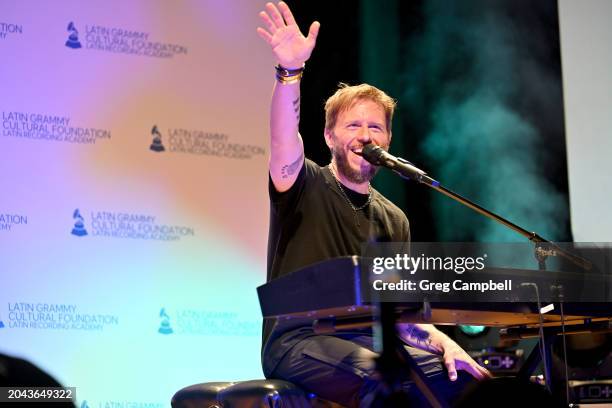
[397, 323, 492, 381]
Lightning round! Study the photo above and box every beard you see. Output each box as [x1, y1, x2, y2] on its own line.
[331, 142, 379, 184]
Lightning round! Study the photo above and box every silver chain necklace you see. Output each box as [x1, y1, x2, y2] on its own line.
[328, 164, 372, 212]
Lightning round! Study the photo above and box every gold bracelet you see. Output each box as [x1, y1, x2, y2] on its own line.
[275, 64, 304, 85]
[275, 72, 303, 85]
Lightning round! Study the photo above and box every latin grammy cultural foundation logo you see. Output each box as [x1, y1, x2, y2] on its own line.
[62, 21, 187, 58]
[158, 308, 259, 336]
[2, 111, 112, 144]
[70, 208, 194, 241]
[65, 22, 82, 49]
[71, 209, 88, 237]
[148, 124, 266, 160]
[6, 302, 119, 331]
[149, 125, 165, 152]
[158, 307, 173, 334]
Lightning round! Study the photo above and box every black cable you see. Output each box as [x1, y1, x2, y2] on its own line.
[555, 285, 571, 406]
[521, 282, 550, 393]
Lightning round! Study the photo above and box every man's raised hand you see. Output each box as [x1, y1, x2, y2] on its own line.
[257, 2, 320, 69]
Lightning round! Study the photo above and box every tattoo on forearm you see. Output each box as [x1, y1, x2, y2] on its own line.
[293, 97, 300, 120]
[281, 153, 303, 179]
[402, 325, 440, 354]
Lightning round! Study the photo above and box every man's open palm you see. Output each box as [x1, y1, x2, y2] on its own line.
[257, 2, 320, 69]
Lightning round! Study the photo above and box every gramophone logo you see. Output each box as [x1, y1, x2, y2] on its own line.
[158, 307, 173, 334]
[65, 22, 82, 49]
[71, 209, 88, 237]
[149, 125, 165, 152]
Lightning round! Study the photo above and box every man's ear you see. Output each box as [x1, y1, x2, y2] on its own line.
[324, 129, 333, 149]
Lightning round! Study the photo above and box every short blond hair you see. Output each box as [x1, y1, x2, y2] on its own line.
[324, 83, 396, 132]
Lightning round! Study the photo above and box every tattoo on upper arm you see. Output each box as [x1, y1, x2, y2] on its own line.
[280, 152, 304, 179]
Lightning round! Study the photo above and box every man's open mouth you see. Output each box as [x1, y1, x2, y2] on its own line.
[350, 147, 363, 156]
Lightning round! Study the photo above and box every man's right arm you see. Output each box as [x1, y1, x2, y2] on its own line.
[257, 1, 319, 192]
[269, 76, 304, 192]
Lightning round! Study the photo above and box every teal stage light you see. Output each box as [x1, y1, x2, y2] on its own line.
[459, 325, 487, 336]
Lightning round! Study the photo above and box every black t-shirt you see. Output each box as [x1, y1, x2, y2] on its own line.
[262, 158, 410, 375]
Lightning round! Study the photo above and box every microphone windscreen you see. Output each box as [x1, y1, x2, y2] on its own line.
[362, 144, 383, 165]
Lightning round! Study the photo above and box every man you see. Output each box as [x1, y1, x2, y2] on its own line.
[257, 2, 491, 406]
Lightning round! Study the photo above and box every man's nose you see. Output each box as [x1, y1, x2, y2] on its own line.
[356, 125, 372, 142]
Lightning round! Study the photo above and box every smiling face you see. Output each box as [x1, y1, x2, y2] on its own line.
[325, 99, 391, 184]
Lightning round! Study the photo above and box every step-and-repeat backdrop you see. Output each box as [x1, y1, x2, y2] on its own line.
[2, 0, 611, 406]
[1, 1, 272, 406]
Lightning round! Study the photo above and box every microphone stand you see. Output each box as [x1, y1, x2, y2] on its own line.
[424, 182, 591, 271]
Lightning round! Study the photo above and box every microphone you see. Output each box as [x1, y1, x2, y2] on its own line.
[362, 144, 440, 187]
